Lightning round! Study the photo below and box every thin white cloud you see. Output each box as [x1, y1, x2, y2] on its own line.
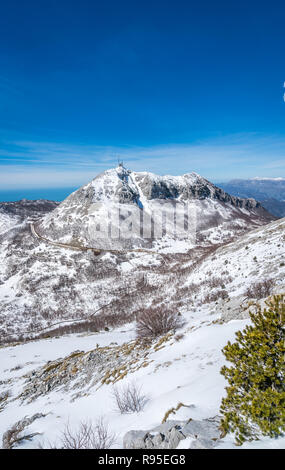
[0, 166, 99, 189]
[0, 133, 284, 189]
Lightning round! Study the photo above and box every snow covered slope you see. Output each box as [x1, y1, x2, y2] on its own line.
[0, 197, 283, 347]
[0, 193, 284, 449]
[0, 211, 19, 235]
[0, 199, 59, 236]
[0, 292, 284, 449]
[178, 216, 285, 321]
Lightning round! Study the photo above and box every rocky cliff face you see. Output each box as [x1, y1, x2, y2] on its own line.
[133, 170, 261, 208]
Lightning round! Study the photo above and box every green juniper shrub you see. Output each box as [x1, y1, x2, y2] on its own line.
[220, 294, 285, 445]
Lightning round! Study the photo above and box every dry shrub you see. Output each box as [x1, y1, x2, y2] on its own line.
[2, 422, 25, 449]
[2, 421, 40, 449]
[0, 389, 11, 402]
[174, 333, 184, 342]
[136, 305, 184, 338]
[245, 279, 274, 300]
[58, 418, 116, 449]
[161, 402, 188, 423]
[112, 381, 149, 414]
[207, 276, 232, 289]
[202, 289, 229, 304]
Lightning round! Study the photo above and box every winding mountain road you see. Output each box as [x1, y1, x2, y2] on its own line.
[30, 222, 165, 259]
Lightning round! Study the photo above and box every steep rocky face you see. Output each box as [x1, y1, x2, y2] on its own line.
[133, 170, 261, 208]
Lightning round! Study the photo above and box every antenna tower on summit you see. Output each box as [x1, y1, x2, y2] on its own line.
[117, 156, 124, 167]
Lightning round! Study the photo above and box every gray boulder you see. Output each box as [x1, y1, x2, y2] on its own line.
[189, 438, 217, 449]
[181, 418, 220, 441]
[123, 430, 148, 449]
[123, 416, 222, 449]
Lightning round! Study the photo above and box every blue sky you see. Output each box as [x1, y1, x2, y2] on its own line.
[0, 0, 285, 200]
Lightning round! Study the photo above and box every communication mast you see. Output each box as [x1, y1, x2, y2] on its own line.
[117, 156, 124, 167]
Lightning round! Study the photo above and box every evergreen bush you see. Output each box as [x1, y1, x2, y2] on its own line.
[220, 294, 285, 445]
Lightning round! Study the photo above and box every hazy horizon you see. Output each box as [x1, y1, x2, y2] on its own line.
[0, 169, 284, 202]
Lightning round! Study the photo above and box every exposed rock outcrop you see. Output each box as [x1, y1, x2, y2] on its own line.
[123, 416, 221, 449]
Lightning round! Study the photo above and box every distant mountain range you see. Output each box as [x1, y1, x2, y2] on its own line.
[217, 178, 285, 217]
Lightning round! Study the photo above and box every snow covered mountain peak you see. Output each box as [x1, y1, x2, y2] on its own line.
[35, 166, 275, 250]
[85, 166, 259, 205]
[87, 165, 207, 203]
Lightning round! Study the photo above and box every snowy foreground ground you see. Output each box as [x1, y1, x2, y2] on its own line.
[0, 306, 284, 450]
